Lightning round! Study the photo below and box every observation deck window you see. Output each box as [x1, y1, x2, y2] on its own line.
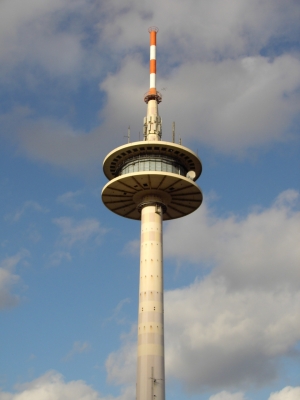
[117, 155, 188, 177]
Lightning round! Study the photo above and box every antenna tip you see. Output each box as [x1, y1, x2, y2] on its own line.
[148, 26, 159, 33]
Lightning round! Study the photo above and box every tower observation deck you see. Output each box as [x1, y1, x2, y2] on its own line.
[102, 27, 203, 400]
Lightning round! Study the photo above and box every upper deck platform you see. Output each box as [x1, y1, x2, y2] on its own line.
[103, 141, 202, 181]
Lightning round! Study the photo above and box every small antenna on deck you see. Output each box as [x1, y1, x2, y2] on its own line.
[172, 122, 175, 143]
[124, 126, 130, 143]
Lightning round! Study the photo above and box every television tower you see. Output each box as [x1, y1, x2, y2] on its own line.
[102, 27, 202, 400]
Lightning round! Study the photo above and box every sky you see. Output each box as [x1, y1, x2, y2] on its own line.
[0, 0, 300, 399]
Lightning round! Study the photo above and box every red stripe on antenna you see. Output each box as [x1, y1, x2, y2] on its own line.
[150, 60, 156, 74]
[150, 31, 156, 45]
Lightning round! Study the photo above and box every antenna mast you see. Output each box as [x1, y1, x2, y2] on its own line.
[143, 27, 162, 141]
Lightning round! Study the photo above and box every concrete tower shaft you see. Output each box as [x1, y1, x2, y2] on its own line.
[137, 203, 165, 400]
[102, 27, 203, 400]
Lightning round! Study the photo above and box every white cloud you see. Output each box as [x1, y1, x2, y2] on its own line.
[48, 251, 72, 267]
[0, 371, 135, 400]
[0, 370, 101, 400]
[53, 217, 106, 248]
[63, 341, 91, 362]
[167, 55, 300, 153]
[0, 0, 299, 80]
[0, 250, 29, 309]
[100, 0, 300, 62]
[26, 224, 42, 243]
[268, 386, 300, 400]
[102, 54, 300, 154]
[106, 328, 137, 387]
[164, 189, 300, 290]
[162, 191, 300, 390]
[14, 115, 106, 172]
[164, 278, 300, 391]
[0, 0, 93, 78]
[104, 298, 131, 325]
[56, 190, 85, 210]
[209, 391, 246, 400]
[6, 201, 48, 222]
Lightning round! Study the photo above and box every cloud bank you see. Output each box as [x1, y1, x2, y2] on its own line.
[106, 190, 300, 392]
[0, 0, 299, 171]
[0, 371, 134, 400]
[0, 371, 298, 400]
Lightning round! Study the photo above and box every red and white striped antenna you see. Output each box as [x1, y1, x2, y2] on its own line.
[144, 26, 162, 104]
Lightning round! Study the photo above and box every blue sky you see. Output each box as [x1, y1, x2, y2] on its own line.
[1, 1, 300, 399]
